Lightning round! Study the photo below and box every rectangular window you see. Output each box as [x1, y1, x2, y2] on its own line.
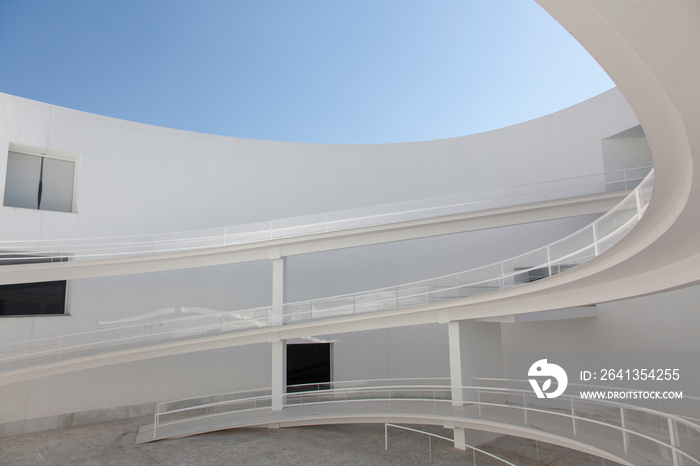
[0, 281, 66, 316]
[4, 150, 76, 213]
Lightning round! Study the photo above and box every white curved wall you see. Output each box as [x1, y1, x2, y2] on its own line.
[0, 88, 638, 240]
[0, 87, 651, 432]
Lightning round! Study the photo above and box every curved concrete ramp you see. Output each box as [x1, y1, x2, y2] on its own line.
[136, 383, 700, 465]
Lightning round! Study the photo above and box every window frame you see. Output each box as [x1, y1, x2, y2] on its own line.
[3, 142, 81, 213]
[0, 280, 68, 317]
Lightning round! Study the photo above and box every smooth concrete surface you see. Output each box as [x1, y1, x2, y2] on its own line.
[0, 418, 621, 465]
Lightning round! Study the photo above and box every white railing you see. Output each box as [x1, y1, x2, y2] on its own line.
[0, 170, 654, 373]
[384, 423, 517, 465]
[155, 377, 451, 415]
[474, 377, 700, 423]
[0, 167, 650, 264]
[149, 381, 699, 465]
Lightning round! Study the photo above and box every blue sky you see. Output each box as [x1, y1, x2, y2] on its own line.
[0, 1, 614, 144]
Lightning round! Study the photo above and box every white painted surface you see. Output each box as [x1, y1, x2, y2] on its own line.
[0, 88, 637, 241]
[0, 15, 669, 432]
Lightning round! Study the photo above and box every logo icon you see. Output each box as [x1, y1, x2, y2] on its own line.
[528, 359, 568, 399]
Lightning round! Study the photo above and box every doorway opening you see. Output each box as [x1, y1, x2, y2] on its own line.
[287, 343, 332, 393]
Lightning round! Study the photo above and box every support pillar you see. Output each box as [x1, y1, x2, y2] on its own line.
[271, 256, 287, 326]
[448, 321, 463, 406]
[271, 337, 287, 411]
[453, 426, 467, 451]
[448, 321, 466, 450]
[271, 254, 288, 411]
[447, 320, 505, 450]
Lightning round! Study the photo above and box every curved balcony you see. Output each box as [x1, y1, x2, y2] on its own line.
[137, 379, 700, 466]
[0, 169, 653, 375]
[0, 167, 647, 265]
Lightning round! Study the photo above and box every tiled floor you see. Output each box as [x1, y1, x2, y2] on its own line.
[0, 418, 620, 465]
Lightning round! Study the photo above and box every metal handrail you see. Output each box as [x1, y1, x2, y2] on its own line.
[0, 166, 650, 263]
[473, 377, 700, 401]
[0, 170, 654, 372]
[155, 377, 450, 413]
[384, 423, 517, 465]
[151, 381, 699, 465]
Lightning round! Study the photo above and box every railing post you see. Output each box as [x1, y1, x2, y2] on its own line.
[620, 406, 628, 453]
[668, 418, 679, 466]
[385, 423, 388, 450]
[477, 388, 482, 417]
[592, 225, 600, 257]
[571, 398, 577, 436]
[523, 392, 528, 425]
[546, 245, 552, 277]
[635, 186, 642, 213]
[428, 435, 432, 461]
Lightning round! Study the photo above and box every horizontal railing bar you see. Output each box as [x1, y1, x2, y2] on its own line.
[474, 377, 700, 401]
[385, 423, 518, 466]
[156, 377, 451, 412]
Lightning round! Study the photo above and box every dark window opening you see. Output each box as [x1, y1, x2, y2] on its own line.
[287, 343, 331, 392]
[0, 281, 67, 316]
[514, 264, 576, 284]
[0, 253, 69, 266]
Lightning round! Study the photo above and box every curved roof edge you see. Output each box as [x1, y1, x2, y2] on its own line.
[446, 0, 700, 318]
[0, 87, 634, 148]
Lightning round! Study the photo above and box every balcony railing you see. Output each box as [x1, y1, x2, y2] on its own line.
[384, 423, 517, 465]
[147, 379, 699, 465]
[0, 166, 650, 264]
[0, 169, 653, 374]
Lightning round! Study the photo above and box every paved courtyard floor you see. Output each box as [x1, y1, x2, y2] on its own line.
[0, 417, 621, 465]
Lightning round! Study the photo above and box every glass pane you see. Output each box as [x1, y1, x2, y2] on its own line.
[4, 152, 41, 209]
[40, 157, 75, 212]
[0, 281, 66, 316]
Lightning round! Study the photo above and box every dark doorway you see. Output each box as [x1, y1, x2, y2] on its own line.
[287, 343, 331, 392]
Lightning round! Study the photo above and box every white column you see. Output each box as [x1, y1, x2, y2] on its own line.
[448, 321, 466, 450]
[271, 257, 287, 326]
[271, 337, 287, 411]
[448, 321, 463, 406]
[453, 426, 466, 451]
[271, 255, 288, 411]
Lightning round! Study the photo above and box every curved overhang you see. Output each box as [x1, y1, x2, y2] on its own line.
[450, 0, 700, 318]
